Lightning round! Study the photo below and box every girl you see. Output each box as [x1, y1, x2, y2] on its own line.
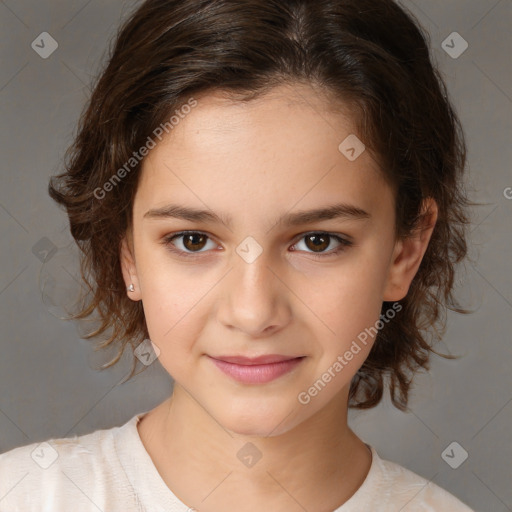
[0, 0, 475, 510]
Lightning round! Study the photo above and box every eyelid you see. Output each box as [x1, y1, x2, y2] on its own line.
[291, 230, 353, 245]
[162, 230, 353, 259]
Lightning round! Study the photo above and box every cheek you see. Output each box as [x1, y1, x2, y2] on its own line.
[141, 291, 205, 380]
[141, 279, 204, 344]
[135, 242, 200, 329]
[135, 255, 215, 373]
[305, 247, 391, 352]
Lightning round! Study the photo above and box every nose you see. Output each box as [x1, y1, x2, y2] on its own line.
[217, 249, 291, 338]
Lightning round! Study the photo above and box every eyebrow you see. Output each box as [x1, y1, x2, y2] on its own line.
[143, 203, 371, 228]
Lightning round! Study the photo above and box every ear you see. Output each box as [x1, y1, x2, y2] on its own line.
[120, 233, 142, 301]
[383, 198, 438, 302]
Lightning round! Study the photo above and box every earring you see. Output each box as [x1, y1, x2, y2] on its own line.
[127, 284, 135, 292]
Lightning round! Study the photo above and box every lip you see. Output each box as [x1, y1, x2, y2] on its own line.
[208, 355, 305, 384]
[212, 354, 301, 365]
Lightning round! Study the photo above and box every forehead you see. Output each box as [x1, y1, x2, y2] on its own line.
[134, 84, 392, 226]
[163, 84, 365, 157]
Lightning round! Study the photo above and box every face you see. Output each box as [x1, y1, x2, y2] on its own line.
[121, 83, 434, 436]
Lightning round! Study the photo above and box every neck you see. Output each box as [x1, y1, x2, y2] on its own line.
[138, 385, 372, 511]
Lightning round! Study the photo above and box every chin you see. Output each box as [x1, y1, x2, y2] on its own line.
[225, 418, 288, 438]
[214, 402, 301, 438]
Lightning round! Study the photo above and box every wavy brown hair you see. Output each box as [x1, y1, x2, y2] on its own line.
[48, 0, 473, 411]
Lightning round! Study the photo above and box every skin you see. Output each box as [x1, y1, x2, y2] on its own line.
[120, 83, 437, 512]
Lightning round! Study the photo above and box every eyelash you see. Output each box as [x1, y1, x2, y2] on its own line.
[161, 230, 353, 260]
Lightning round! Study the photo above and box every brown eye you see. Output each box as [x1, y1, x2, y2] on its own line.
[163, 231, 217, 257]
[292, 232, 352, 259]
[304, 233, 330, 252]
[163, 230, 352, 260]
[182, 233, 208, 252]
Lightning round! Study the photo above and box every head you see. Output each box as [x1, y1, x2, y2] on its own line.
[49, 0, 470, 434]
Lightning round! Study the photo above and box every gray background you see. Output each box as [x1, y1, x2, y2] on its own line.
[0, 1, 511, 510]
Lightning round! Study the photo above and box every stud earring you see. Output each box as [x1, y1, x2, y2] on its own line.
[127, 284, 135, 292]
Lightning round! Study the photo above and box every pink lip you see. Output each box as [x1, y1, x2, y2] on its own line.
[208, 355, 305, 384]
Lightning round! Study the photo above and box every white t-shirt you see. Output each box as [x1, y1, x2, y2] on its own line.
[0, 410, 474, 511]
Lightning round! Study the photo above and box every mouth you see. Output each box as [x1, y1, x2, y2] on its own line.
[207, 354, 306, 384]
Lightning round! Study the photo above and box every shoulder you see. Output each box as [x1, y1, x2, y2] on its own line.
[0, 419, 138, 511]
[0, 424, 117, 475]
[370, 448, 475, 511]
